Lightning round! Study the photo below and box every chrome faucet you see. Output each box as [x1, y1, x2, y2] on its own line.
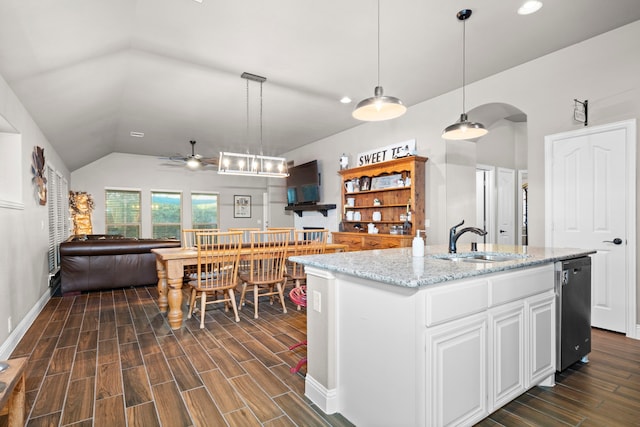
[449, 220, 487, 253]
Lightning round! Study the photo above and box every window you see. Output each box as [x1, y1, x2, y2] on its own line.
[151, 191, 182, 239]
[191, 193, 219, 229]
[47, 166, 69, 272]
[105, 190, 141, 237]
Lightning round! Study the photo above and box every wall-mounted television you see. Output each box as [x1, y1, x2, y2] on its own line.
[286, 160, 320, 205]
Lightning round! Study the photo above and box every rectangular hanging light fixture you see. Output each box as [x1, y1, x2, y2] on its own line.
[218, 72, 289, 178]
[218, 152, 288, 177]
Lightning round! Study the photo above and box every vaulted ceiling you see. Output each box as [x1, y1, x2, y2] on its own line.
[1, 0, 639, 171]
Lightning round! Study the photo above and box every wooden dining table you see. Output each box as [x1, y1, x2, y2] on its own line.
[152, 243, 346, 329]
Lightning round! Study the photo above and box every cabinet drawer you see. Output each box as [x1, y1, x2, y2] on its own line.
[425, 279, 489, 326]
[332, 234, 363, 251]
[365, 235, 411, 249]
[489, 264, 554, 307]
[363, 236, 395, 249]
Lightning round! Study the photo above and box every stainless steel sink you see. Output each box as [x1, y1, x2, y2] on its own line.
[431, 252, 528, 263]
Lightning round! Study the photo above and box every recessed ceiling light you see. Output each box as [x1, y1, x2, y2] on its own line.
[130, 131, 144, 138]
[192, 0, 203, 3]
[340, 96, 352, 104]
[518, 0, 543, 15]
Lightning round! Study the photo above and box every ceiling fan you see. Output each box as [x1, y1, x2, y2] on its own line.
[163, 140, 218, 170]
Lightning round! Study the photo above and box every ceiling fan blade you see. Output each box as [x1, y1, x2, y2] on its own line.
[200, 157, 219, 166]
[169, 157, 189, 163]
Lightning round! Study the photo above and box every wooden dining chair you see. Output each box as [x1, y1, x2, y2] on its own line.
[286, 229, 328, 309]
[186, 231, 242, 328]
[267, 226, 295, 241]
[181, 228, 220, 281]
[228, 227, 260, 243]
[238, 230, 290, 319]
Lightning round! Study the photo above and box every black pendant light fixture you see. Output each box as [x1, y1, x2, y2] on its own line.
[352, 0, 406, 122]
[442, 9, 488, 141]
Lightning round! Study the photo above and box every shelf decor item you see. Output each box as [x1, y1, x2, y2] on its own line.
[371, 173, 402, 190]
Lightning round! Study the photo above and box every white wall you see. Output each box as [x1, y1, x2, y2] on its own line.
[283, 20, 640, 322]
[284, 20, 640, 249]
[0, 74, 70, 357]
[71, 153, 283, 235]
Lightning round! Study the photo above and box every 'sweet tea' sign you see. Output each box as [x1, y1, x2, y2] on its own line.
[357, 139, 416, 166]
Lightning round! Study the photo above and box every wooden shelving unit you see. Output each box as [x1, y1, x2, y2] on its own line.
[333, 155, 427, 251]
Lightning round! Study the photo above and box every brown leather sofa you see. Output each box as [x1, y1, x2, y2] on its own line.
[59, 235, 181, 295]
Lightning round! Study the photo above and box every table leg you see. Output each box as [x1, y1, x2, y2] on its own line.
[156, 259, 168, 313]
[167, 275, 183, 330]
[7, 374, 25, 427]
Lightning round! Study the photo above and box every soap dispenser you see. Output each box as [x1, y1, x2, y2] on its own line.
[412, 230, 425, 257]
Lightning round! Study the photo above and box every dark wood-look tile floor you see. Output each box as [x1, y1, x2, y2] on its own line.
[1, 285, 639, 426]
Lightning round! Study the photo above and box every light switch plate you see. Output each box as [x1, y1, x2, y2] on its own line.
[313, 290, 321, 312]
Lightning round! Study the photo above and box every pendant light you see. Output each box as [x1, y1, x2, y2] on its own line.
[442, 9, 488, 141]
[218, 72, 288, 178]
[352, 0, 406, 122]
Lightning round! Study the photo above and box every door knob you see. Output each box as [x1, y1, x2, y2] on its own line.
[602, 238, 623, 245]
[499, 229, 506, 234]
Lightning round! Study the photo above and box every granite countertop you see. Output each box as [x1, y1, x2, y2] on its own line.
[289, 244, 595, 288]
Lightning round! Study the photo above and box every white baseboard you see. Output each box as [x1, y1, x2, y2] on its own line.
[305, 374, 339, 415]
[0, 289, 51, 359]
[632, 324, 640, 340]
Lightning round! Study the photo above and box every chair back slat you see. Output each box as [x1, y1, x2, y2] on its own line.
[196, 231, 242, 291]
[245, 230, 289, 284]
[228, 227, 261, 243]
[182, 228, 219, 248]
[288, 229, 328, 279]
[267, 227, 295, 241]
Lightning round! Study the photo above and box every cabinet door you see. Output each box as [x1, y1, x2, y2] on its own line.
[425, 313, 488, 427]
[527, 292, 556, 387]
[489, 301, 525, 411]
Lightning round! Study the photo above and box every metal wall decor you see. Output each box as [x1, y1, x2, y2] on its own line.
[31, 146, 47, 205]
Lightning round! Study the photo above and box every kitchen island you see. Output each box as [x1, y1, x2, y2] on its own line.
[289, 244, 594, 427]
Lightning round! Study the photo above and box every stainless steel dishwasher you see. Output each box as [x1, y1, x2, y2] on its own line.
[555, 256, 592, 371]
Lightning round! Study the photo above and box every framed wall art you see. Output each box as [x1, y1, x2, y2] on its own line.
[234, 195, 251, 218]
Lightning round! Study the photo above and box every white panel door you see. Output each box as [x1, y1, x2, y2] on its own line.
[546, 123, 630, 333]
[497, 168, 515, 245]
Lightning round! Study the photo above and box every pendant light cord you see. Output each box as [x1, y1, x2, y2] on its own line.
[377, 0, 381, 87]
[259, 80, 264, 156]
[245, 78, 250, 154]
[461, 16, 466, 114]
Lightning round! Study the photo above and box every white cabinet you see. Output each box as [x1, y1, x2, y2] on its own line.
[304, 263, 556, 427]
[489, 301, 526, 410]
[425, 313, 487, 427]
[425, 264, 555, 426]
[527, 292, 556, 387]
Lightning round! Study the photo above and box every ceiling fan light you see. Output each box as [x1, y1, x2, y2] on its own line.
[186, 157, 201, 169]
[353, 86, 407, 121]
[442, 113, 489, 140]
